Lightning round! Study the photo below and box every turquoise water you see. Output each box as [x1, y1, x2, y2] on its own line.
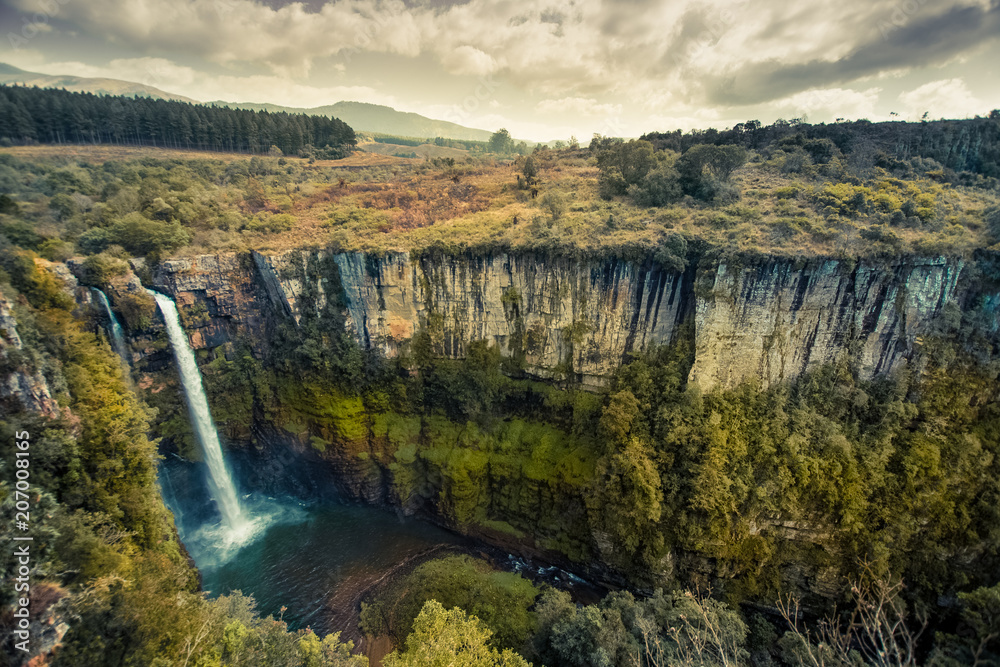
[158, 450, 601, 638]
[159, 454, 462, 634]
[199, 502, 462, 633]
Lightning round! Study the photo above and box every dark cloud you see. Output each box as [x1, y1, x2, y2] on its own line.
[254, 0, 326, 10]
[705, 0, 1000, 105]
[661, 7, 726, 69]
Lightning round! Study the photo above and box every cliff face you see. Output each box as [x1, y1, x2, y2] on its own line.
[689, 256, 966, 388]
[0, 289, 60, 419]
[145, 250, 993, 391]
[257, 251, 689, 388]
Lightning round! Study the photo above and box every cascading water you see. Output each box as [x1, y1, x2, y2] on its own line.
[148, 289, 248, 535]
[91, 288, 130, 362]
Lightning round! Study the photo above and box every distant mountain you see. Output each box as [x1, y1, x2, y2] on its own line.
[0, 63, 197, 103]
[0, 62, 495, 142]
[207, 100, 494, 142]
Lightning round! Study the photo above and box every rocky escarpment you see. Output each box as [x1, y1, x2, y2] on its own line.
[689, 256, 969, 388]
[0, 288, 60, 419]
[140, 249, 997, 391]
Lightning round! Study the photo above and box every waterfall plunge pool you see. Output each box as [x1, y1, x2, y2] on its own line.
[158, 453, 466, 638]
[158, 451, 604, 646]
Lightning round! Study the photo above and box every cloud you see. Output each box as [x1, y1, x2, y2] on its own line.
[703, 1, 1000, 105]
[22, 21, 52, 34]
[898, 78, 984, 120]
[5, 0, 680, 95]
[12, 0, 998, 107]
[9, 0, 423, 76]
[536, 97, 622, 117]
[0, 52, 397, 108]
[4, 0, 1000, 140]
[772, 87, 882, 121]
[439, 45, 497, 76]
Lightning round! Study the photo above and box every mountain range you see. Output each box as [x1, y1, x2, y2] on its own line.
[0, 63, 494, 141]
[207, 100, 493, 142]
[0, 63, 196, 103]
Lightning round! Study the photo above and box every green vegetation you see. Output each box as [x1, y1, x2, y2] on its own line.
[0, 85, 356, 156]
[2, 111, 1000, 665]
[0, 256, 368, 666]
[382, 600, 530, 667]
[530, 587, 749, 667]
[186, 273, 1000, 605]
[360, 555, 540, 651]
[2, 113, 998, 264]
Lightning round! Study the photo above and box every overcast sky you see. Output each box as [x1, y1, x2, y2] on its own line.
[1, 0, 998, 141]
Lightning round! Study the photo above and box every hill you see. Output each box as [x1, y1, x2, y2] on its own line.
[208, 100, 494, 142]
[0, 62, 496, 142]
[0, 85, 355, 156]
[0, 62, 196, 102]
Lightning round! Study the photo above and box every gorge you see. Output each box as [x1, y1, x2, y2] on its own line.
[118, 246, 999, 593]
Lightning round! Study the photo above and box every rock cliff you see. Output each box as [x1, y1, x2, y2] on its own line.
[0, 288, 60, 419]
[142, 249, 996, 391]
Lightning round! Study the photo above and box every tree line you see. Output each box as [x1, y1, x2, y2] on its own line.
[0, 85, 357, 157]
[640, 112, 1000, 179]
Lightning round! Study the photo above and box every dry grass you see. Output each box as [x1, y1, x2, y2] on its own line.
[221, 155, 1000, 259]
[358, 140, 469, 160]
[0, 144, 418, 168]
[0, 144, 258, 164]
[5, 143, 996, 260]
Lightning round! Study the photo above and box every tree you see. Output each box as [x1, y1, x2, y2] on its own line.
[530, 588, 749, 667]
[360, 555, 540, 652]
[382, 600, 531, 667]
[677, 144, 747, 201]
[595, 435, 664, 564]
[595, 140, 656, 199]
[929, 583, 1000, 666]
[598, 390, 641, 446]
[489, 128, 516, 155]
[986, 206, 1000, 244]
[521, 156, 538, 183]
[299, 630, 369, 667]
[106, 212, 191, 257]
[629, 160, 682, 207]
[778, 571, 925, 667]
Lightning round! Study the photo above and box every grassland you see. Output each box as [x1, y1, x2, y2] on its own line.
[2, 143, 997, 263]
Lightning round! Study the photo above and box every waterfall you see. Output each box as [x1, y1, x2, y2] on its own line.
[148, 289, 247, 532]
[91, 288, 130, 362]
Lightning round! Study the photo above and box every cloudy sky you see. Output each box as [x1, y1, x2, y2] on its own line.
[1, 0, 998, 141]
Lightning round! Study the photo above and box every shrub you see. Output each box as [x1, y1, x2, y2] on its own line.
[596, 140, 656, 199]
[79, 253, 129, 285]
[541, 192, 566, 220]
[629, 163, 683, 207]
[106, 212, 191, 257]
[77, 227, 111, 254]
[0, 220, 46, 249]
[360, 555, 540, 651]
[116, 291, 157, 330]
[987, 206, 1000, 243]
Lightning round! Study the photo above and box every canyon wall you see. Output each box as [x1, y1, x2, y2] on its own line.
[0, 288, 60, 419]
[144, 250, 993, 391]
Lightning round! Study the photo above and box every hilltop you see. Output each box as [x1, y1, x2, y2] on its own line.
[209, 100, 494, 142]
[0, 62, 196, 102]
[0, 62, 496, 142]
